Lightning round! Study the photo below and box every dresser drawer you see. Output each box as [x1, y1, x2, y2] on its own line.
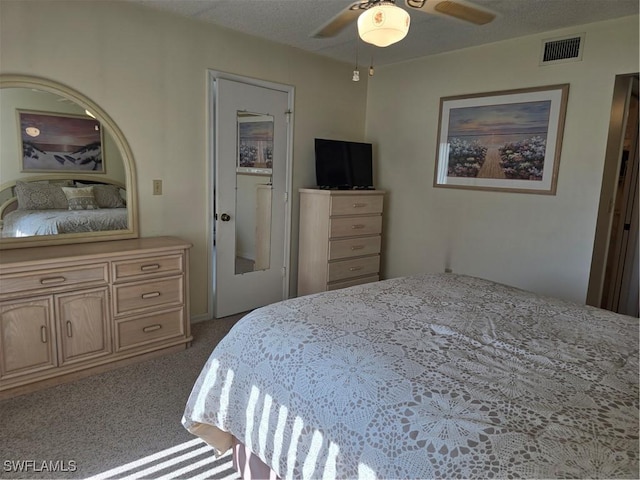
[330, 215, 382, 238]
[113, 276, 184, 316]
[327, 255, 380, 283]
[112, 254, 184, 282]
[0, 264, 108, 295]
[115, 308, 185, 351]
[330, 195, 383, 216]
[328, 275, 379, 291]
[329, 235, 381, 261]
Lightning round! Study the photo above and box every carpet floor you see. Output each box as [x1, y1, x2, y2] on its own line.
[0, 315, 245, 480]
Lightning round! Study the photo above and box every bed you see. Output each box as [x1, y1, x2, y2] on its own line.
[0, 177, 127, 237]
[182, 273, 639, 479]
[1, 207, 128, 236]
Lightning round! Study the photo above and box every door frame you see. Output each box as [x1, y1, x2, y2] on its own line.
[206, 70, 294, 318]
[587, 73, 639, 312]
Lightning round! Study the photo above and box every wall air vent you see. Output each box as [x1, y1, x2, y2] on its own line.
[540, 34, 585, 66]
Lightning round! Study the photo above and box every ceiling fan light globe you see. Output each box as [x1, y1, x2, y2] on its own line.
[357, 4, 410, 48]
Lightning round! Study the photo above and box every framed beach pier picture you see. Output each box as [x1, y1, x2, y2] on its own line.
[236, 115, 274, 175]
[434, 84, 569, 194]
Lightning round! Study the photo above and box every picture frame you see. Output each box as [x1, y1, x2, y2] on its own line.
[236, 115, 273, 175]
[434, 84, 569, 194]
[18, 110, 104, 173]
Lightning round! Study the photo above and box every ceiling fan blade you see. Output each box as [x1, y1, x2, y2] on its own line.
[434, 1, 495, 24]
[405, 0, 496, 25]
[310, 1, 368, 38]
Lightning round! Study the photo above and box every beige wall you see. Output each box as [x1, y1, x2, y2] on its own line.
[0, 0, 368, 318]
[367, 16, 639, 303]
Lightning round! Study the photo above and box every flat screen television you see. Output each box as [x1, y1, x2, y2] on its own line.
[315, 138, 374, 189]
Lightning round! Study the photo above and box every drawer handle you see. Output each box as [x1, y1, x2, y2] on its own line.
[41, 326, 48, 343]
[66, 321, 73, 338]
[349, 266, 364, 271]
[140, 264, 161, 271]
[351, 224, 365, 229]
[352, 203, 367, 208]
[143, 324, 162, 333]
[40, 276, 66, 285]
[141, 291, 161, 299]
[350, 245, 365, 250]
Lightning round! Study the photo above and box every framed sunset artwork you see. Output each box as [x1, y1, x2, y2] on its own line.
[236, 115, 274, 175]
[18, 110, 104, 173]
[434, 84, 569, 194]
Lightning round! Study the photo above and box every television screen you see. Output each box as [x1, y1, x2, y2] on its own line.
[315, 138, 373, 189]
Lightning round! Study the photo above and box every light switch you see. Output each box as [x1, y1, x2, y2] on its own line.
[153, 179, 162, 195]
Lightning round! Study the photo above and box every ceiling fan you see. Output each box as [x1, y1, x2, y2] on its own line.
[311, 0, 496, 47]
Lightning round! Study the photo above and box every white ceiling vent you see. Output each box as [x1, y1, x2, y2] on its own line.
[540, 33, 585, 66]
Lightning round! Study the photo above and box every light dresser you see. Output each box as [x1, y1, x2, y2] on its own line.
[297, 188, 384, 296]
[0, 236, 191, 399]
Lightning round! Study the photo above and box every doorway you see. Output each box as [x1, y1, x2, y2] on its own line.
[208, 73, 294, 318]
[587, 73, 639, 317]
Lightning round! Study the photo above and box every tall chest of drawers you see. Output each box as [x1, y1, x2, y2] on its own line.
[297, 188, 385, 296]
[0, 236, 191, 398]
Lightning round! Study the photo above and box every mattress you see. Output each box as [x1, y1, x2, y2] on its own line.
[182, 273, 639, 479]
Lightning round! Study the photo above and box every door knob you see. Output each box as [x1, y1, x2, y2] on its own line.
[220, 213, 231, 222]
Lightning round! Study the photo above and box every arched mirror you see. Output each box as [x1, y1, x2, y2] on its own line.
[0, 75, 138, 249]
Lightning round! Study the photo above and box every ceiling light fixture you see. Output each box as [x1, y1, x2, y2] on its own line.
[357, 1, 410, 48]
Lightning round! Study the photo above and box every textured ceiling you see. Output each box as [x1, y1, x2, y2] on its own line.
[130, 0, 639, 66]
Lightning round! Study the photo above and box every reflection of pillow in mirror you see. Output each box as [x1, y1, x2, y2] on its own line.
[75, 182, 125, 208]
[15, 181, 69, 210]
[62, 186, 99, 210]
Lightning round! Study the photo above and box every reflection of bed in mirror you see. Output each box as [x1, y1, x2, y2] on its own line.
[0, 176, 127, 237]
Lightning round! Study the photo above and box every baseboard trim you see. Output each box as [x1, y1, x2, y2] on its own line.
[190, 312, 212, 324]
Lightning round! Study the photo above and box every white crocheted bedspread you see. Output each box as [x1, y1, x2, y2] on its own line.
[2, 208, 127, 236]
[182, 273, 639, 479]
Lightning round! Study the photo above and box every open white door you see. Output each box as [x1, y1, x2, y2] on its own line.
[213, 77, 291, 318]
